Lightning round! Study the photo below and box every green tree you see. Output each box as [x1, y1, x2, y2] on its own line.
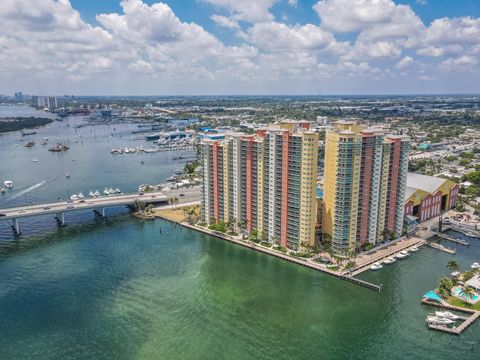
[459, 285, 476, 303]
[437, 277, 453, 299]
[447, 260, 460, 274]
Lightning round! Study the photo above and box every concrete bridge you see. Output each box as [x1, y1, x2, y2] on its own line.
[0, 191, 168, 236]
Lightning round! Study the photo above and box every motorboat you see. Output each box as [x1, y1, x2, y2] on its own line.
[88, 191, 95, 197]
[103, 188, 111, 195]
[78, 193, 85, 199]
[451, 271, 461, 277]
[471, 262, 480, 270]
[94, 190, 101, 197]
[435, 311, 460, 320]
[383, 257, 396, 265]
[32, 159, 38, 163]
[4, 181, 13, 188]
[65, 173, 71, 179]
[114, 188, 121, 194]
[426, 315, 454, 325]
[396, 251, 409, 259]
[409, 247, 419, 252]
[371, 262, 383, 271]
[70, 194, 78, 201]
[0, 188, 5, 193]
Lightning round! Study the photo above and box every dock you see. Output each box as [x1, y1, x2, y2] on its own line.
[427, 241, 456, 254]
[422, 299, 480, 335]
[435, 233, 469, 246]
[348, 238, 426, 277]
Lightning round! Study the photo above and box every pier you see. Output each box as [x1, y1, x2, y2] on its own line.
[348, 237, 426, 277]
[435, 233, 470, 246]
[427, 241, 456, 254]
[0, 191, 168, 236]
[422, 299, 480, 335]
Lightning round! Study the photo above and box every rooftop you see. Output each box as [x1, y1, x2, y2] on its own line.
[407, 172, 447, 194]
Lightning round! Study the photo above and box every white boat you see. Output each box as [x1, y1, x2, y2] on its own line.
[32, 159, 38, 163]
[65, 173, 71, 179]
[103, 188, 111, 195]
[471, 262, 480, 270]
[426, 315, 454, 325]
[114, 188, 121, 193]
[451, 271, 461, 277]
[88, 191, 95, 197]
[4, 181, 13, 188]
[396, 251, 409, 259]
[70, 194, 78, 201]
[0, 188, 5, 193]
[435, 311, 460, 320]
[384, 257, 396, 264]
[409, 247, 419, 252]
[94, 190, 101, 197]
[78, 193, 85, 199]
[371, 262, 383, 270]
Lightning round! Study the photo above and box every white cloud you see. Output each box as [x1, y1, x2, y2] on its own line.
[440, 55, 479, 72]
[211, 14, 240, 29]
[247, 22, 336, 51]
[0, 0, 479, 94]
[395, 56, 413, 69]
[204, 0, 277, 24]
[288, 0, 298, 7]
[314, 0, 397, 33]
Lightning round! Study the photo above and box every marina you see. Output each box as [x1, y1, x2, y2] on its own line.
[422, 299, 480, 335]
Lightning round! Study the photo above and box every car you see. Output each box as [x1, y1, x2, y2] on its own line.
[88, 202, 94, 205]
[79, 200, 85, 203]
[0, 213, 6, 217]
[19, 210, 26, 214]
[179, 193, 185, 197]
[43, 207, 51, 210]
[66, 205, 75, 209]
[139, 192, 144, 195]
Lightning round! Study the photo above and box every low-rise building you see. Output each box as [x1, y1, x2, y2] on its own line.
[404, 173, 459, 222]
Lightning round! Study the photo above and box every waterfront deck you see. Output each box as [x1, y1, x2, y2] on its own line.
[427, 241, 456, 254]
[348, 237, 426, 277]
[421, 299, 480, 335]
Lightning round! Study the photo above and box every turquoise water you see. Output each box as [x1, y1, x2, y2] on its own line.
[1, 106, 480, 359]
[453, 287, 479, 302]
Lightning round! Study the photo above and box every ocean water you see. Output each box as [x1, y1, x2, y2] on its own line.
[0, 106, 480, 359]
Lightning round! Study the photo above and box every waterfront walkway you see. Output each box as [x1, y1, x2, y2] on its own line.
[153, 211, 381, 292]
[348, 237, 426, 276]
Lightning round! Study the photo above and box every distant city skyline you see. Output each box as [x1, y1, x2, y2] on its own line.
[1, 0, 480, 95]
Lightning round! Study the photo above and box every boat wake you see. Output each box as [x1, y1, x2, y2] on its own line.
[9, 181, 46, 200]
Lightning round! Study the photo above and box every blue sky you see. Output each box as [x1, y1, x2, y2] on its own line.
[0, 0, 480, 95]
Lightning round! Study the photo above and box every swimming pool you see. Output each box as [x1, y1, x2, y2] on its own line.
[454, 287, 480, 302]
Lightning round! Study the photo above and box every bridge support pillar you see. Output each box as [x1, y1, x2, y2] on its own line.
[93, 208, 106, 219]
[55, 212, 66, 227]
[11, 218, 20, 236]
[101, 208, 106, 217]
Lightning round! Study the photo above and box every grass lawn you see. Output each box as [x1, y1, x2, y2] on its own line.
[446, 296, 480, 311]
[154, 207, 189, 222]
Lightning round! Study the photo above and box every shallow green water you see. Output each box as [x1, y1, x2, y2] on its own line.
[1, 218, 479, 360]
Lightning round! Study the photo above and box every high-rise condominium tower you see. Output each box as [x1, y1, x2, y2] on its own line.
[200, 121, 319, 251]
[323, 121, 410, 255]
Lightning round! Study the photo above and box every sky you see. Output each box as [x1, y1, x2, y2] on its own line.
[0, 0, 479, 95]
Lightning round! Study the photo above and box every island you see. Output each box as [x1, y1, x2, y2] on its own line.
[0, 117, 53, 134]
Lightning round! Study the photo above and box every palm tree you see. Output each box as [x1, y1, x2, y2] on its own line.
[460, 285, 476, 303]
[447, 260, 460, 274]
[437, 277, 453, 299]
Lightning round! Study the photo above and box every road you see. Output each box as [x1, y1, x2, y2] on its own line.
[0, 191, 168, 220]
